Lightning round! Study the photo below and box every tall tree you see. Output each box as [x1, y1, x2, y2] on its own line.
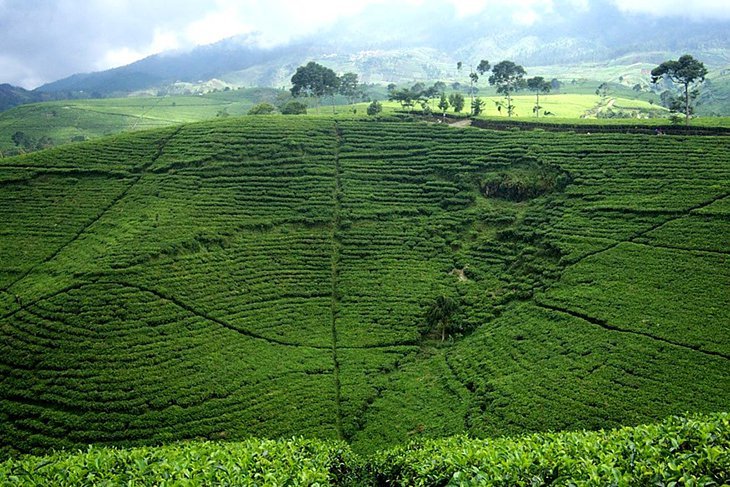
[338, 72, 362, 106]
[526, 76, 551, 118]
[448, 93, 465, 113]
[651, 54, 708, 126]
[471, 97, 485, 116]
[489, 60, 526, 117]
[438, 93, 450, 117]
[468, 70, 479, 114]
[290, 62, 340, 114]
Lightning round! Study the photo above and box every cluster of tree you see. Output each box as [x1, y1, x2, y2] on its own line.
[387, 60, 554, 119]
[9, 131, 54, 153]
[286, 54, 707, 124]
[289, 62, 366, 113]
[248, 100, 308, 116]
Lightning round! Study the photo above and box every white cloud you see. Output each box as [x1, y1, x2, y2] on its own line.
[98, 29, 180, 70]
[611, 0, 730, 20]
[512, 8, 540, 25]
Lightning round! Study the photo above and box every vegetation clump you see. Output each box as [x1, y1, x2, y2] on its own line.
[480, 159, 570, 201]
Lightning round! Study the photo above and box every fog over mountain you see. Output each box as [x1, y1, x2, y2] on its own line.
[1, 0, 728, 96]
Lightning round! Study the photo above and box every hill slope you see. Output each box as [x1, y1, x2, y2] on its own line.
[0, 118, 728, 457]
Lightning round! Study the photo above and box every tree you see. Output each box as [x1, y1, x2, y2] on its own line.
[595, 82, 610, 100]
[438, 93, 450, 116]
[11, 131, 32, 149]
[448, 93, 465, 113]
[476, 59, 491, 76]
[389, 88, 416, 112]
[248, 103, 276, 115]
[550, 78, 562, 91]
[651, 54, 708, 126]
[526, 76, 551, 118]
[425, 295, 458, 342]
[489, 60, 526, 117]
[471, 97, 485, 116]
[290, 61, 340, 114]
[367, 100, 382, 116]
[280, 101, 307, 115]
[339, 72, 362, 106]
[389, 84, 429, 113]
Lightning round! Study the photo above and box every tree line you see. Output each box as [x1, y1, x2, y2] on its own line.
[285, 54, 708, 125]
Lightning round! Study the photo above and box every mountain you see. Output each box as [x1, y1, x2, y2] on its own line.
[0, 84, 50, 111]
[32, 3, 730, 97]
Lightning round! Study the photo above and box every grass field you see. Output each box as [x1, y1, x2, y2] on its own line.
[0, 116, 727, 460]
[368, 93, 666, 119]
[0, 88, 280, 154]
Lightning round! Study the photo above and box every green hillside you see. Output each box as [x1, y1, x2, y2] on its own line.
[0, 117, 728, 459]
[0, 88, 279, 154]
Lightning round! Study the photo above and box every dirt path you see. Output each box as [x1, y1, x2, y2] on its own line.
[448, 119, 472, 128]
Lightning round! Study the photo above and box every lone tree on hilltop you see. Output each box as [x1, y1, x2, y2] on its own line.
[290, 62, 340, 114]
[426, 295, 459, 342]
[489, 60, 527, 117]
[651, 54, 708, 126]
[527, 76, 551, 118]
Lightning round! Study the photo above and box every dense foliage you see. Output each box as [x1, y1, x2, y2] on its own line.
[368, 413, 730, 486]
[0, 437, 356, 486]
[0, 413, 727, 485]
[0, 117, 728, 459]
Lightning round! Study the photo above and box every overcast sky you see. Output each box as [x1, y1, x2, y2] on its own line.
[1, 0, 729, 89]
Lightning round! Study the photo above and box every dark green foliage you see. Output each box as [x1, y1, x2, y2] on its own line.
[651, 54, 708, 125]
[248, 102, 276, 115]
[425, 295, 459, 341]
[481, 161, 570, 201]
[281, 100, 308, 115]
[489, 60, 527, 117]
[471, 97, 485, 116]
[448, 92, 464, 112]
[437, 93, 449, 115]
[290, 62, 340, 101]
[366, 100, 382, 116]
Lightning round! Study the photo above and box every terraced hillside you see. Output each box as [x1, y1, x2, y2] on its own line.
[0, 118, 728, 457]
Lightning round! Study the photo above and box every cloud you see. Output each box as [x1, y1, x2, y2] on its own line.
[0, 0, 728, 89]
[610, 0, 730, 20]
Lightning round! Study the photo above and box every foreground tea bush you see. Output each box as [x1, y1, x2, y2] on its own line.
[1, 413, 727, 486]
[0, 437, 356, 486]
[368, 413, 730, 486]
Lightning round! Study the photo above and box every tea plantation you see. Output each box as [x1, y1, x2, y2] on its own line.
[0, 117, 728, 478]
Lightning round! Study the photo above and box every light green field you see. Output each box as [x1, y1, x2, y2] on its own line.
[0, 88, 280, 154]
[363, 93, 666, 119]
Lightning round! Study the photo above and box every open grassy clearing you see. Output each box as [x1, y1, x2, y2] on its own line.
[0, 117, 728, 461]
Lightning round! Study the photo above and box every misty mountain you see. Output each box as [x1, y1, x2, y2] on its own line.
[28, 2, 730, 96]
[0, 84, 53, 111]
